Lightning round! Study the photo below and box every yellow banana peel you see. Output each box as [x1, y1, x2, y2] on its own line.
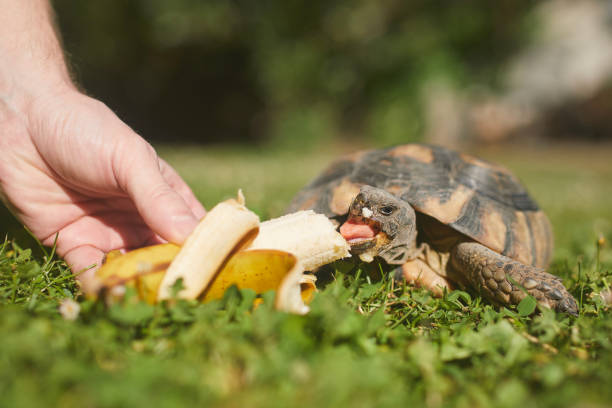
[202, 249, 299, 302]
[96, 243, 180, 288]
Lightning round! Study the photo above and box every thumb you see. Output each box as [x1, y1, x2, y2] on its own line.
[115, 140, 200, 244]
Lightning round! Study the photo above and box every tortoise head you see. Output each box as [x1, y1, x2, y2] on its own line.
[339, 186, 418, 265]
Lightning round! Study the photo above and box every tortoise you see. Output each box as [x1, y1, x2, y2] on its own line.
[288, 144, 578, 315]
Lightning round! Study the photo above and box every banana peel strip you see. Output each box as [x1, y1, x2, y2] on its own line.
[157, 198, 260, 301]
[95, 196, 349, 314]
[96, 244, 180, 289]
[202, 250, 297, 302]
[202, 249, 313, 314]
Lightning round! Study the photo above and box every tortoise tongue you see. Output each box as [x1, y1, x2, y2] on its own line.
[339, 220, 376, 241]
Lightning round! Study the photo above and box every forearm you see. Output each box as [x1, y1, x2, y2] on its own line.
[0, 0, 73, 110]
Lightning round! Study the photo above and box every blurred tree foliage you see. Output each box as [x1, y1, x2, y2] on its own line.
[53, 0, 536, 148]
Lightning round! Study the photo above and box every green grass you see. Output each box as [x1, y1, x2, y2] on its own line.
[1, 144, 612, 408]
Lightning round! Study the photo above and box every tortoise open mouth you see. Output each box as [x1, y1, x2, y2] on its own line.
[339, 218, 383, 254]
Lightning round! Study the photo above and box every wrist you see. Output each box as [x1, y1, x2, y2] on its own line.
[0, 62, 75, 119]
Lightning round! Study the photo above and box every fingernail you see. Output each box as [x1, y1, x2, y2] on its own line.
[172, 214, 199, 243]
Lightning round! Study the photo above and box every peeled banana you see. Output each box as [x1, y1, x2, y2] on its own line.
[95, 193, 350, 314]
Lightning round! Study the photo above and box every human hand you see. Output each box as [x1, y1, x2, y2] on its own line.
[0, 0, 205, 293]
[0, 87, 205, 293]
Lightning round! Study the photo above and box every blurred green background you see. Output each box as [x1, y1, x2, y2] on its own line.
[52, 0, 612, 149]
[53, 0, 539, 148]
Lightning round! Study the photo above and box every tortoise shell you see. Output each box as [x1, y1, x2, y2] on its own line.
[288, 144, 553, 268]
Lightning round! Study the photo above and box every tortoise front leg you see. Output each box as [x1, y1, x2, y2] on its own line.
[401, 257, 453, 297]
[450, 242, 578, 315]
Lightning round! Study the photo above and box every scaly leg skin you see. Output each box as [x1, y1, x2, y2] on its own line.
[451, 242, 578, 315]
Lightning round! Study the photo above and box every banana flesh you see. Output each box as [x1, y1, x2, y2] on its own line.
[248, 210, 350, 271]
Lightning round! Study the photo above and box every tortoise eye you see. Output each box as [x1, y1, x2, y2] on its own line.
[379, 205, 396, 216]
